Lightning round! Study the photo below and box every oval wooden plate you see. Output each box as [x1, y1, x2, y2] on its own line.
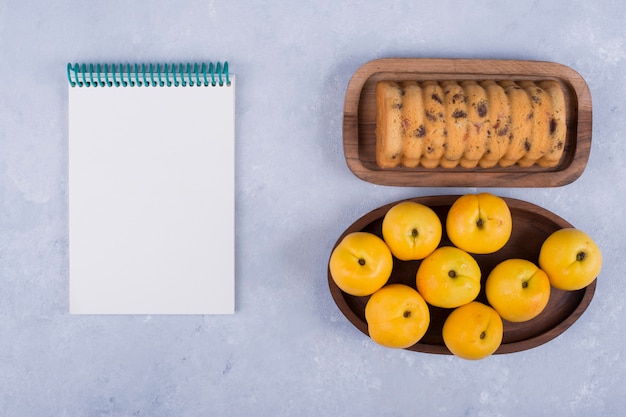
[343, 58, 592, 187]
[327, 195, 596, 355]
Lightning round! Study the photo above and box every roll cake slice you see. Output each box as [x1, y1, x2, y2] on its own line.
[459, 80, 489, 168]
[440, 81, 469, 168]
[516, 81, 552, 167]
[419, 81, 447, 168]
[499, 82, 534, 167]
[478, 80, 511, 168]
[537, 80, 567, 168]
[400, 81, 426, 168]
[375, 81, 404, 168]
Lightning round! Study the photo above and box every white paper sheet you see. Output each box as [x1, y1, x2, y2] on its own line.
[69, 77, 235, 314]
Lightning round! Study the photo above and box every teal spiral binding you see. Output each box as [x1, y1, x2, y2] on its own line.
[67, 62, 230, 88]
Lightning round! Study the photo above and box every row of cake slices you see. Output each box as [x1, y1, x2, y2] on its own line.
[375, 78, 566, 169]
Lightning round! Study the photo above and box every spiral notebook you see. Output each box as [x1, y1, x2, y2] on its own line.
[68, 62, 235, 315]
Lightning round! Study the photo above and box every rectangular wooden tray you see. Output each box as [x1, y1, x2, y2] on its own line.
[343, 58, 592, 187]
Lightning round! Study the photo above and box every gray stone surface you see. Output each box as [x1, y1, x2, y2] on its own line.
[1, 0, 624, 415]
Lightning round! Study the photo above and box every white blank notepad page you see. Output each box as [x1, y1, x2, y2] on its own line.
[69, 77, 235, 314]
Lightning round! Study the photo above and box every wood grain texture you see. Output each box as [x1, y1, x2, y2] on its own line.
[343, 58, 592, 187]
[327, 195, 596, 355]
